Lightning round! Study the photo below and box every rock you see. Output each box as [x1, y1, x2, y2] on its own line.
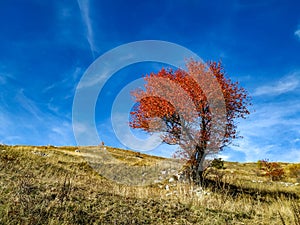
[169, 177, 175, 183]
[165, 185, 169, 191]
[195, 191, 203, 197]
[161, 170, 167, 175]
[279, 182, 293, 187]
[75, 149, 80, 153]
[32, 151, 48, 157]
[252, 180, 263, 183]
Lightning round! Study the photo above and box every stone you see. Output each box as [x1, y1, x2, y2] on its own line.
[169, 177, 175, 183]
[161, 170, 167, 175]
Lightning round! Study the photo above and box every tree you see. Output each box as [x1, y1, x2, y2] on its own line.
[130, 59, 251, 183]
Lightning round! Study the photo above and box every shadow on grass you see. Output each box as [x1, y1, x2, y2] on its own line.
[202, 178, 299, 202]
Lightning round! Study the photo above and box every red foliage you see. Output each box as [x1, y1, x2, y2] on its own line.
[129, 59, 251, 181]
[258, 159, 285, 181]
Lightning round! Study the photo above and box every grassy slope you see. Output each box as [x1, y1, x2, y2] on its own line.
[0, 145, 299, 225]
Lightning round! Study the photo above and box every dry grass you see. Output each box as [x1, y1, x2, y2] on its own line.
[0, 144, 299, 224]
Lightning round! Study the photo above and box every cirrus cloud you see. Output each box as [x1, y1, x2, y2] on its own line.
[253, 73, 300, 96]
[295, 28, 300, 40]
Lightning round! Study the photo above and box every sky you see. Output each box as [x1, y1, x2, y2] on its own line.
[0, 0, 300, 162]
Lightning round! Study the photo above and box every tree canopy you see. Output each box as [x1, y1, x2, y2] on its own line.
[130, 60, 251, 182]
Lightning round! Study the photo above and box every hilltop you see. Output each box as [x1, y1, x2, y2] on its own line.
[0, 145, 299, 224]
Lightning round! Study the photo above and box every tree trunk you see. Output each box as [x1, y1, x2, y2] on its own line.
[190, 145, 206, 184]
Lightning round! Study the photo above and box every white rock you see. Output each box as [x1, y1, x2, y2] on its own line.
[161, 170, 167, 175]
[195, 191, 203, 197]
[165, 185, 169, 191]
[169, 177, 175, 183]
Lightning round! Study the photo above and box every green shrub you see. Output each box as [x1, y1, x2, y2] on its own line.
[211, 158, 225, 169]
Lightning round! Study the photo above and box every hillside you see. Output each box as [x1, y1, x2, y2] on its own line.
[0, 145, 299, 224]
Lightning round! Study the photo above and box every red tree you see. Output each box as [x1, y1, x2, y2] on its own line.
[130, 60, 251, 182]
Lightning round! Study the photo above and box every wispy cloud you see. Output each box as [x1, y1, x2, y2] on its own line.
[0, 72, 15, 85]
[48, 121, 74, 146]
[0, 88, 75, 146]
[43, 66, 83, 114]
[77, 0, 96, 58]
[295, 28, 300, 41]
[43, 67, 82, 93]
[226, 98, 300, 162]
[97, 117, 177, 157]
[15, 89, 43, 121]
[253, 73, 300, 96]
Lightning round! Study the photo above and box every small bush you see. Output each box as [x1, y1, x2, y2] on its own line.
[257, 159, 285, 181]
[257, 159, 268, 170]
[211, 158, 225, 169]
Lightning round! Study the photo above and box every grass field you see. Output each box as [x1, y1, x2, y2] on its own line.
[0, 144, 299, 224]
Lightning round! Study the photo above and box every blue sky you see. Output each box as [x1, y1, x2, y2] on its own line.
[1, 0, 300, 162]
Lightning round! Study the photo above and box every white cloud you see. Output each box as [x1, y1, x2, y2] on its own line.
[230, 137, 274, 162]
[293, 138, 300, 143]
[72, 122, 89, 134]
[226, 98, 300, 162]
[49, 122, 74, 146]
[77, 0, 97, 58]
[15, 89, 43, 121]
[253, 73, 300, 96]
[278, 148, 300, 162]
[295, 29, 300, 40]
[0, 97, 76, 146]
[97, 118, 178, 157]
[43, 66, 82, 93]
[216, 153, 231, 161]
[0, 72, 15, 85]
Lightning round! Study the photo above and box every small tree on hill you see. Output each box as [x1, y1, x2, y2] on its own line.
[130, 59, 251, 183]
[258, 159, 285, 181]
